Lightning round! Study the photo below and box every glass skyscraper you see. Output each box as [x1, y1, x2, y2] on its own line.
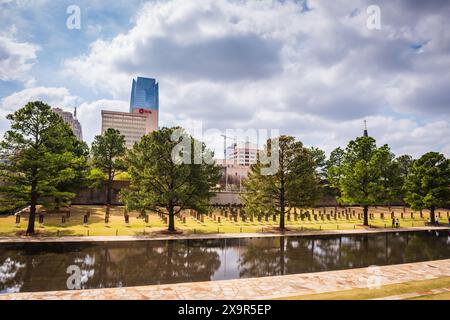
[129, 77, 159, 112]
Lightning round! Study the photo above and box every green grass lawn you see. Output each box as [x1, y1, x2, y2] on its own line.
[409, 291, 450, 300]
[275, 277, 450, 300]
[0, 205, 448, 237]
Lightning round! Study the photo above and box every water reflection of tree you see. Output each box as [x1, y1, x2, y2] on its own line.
[237, 238, 284, 277]
[404, 231, 450, 262]
[1, 232, 449, 293]
[94, 240, 221, 287]
[337, 234, 393, 269]
[237, 237, 339, 277]
[284, 237, 334, 274]
[0, 253, 26, 293]
[285, 236, 386, 273]
[237, 232, 449, 278]
[0, 240, 221, 292]
[0, 243, 102, 292]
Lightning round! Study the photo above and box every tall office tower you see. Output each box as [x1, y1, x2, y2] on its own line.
[52, 107, 83, 141]
[72, 107, 83, 141]
[101, 76, 160, 149]
[53, 107, 73, 124]
[129, 77, 159, 132]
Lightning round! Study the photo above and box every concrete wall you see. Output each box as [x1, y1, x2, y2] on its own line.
[72, 181, 129, 205]
[72, 181, 338, 206]
[211, 192, 242, 205]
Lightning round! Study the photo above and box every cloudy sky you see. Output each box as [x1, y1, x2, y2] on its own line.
[1, 0, 449, 158]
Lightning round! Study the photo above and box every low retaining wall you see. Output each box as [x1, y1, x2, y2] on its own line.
[71, 181, 338, 206]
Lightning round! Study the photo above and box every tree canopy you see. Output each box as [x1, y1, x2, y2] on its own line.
[404, 152, 450, 223]
[326, 146, 345, 197]
[91, 128, 127, 205]
[0, 101, 88, 234]
[121, 127, 221, 232]
[338, 136, 397, 225]
[241, 135, 320, 230]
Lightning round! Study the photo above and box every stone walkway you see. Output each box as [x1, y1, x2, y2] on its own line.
[0, 226, 448, 243]
[1, 259, 449, 300]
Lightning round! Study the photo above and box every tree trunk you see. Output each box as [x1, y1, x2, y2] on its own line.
[279, 146, 285, 231]
[430, 206, 436, 224]
[26, 202, 36, 235]
[26, 180, 37, 235]
[279, 188, 285, 230]
[106, 174, 112, 206]
[363, 205, 369, 226]
[168, 206, 175, 232]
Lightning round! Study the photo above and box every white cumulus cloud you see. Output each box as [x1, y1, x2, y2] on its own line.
[0, 35, 39, 84]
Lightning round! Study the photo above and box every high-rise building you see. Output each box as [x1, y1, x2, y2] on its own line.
[72, 119, 82, 141]
[101, 76, 160, 148]
[53, 107, 73, 124]
[101, 110, 148, 149]
[129, 76, 159, 132]
[130, 77, 159, 111]
[227, 142, 259, 166]
[52, 107, 83, 141]
[72, 107, 83, 141]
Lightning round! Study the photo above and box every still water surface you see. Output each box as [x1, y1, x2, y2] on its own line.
[1, 230, 449, 293]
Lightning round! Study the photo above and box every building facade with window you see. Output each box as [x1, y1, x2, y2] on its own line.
[101, 110, 149, 149]
[130, 77, 159, 112]
[101, 76, 160, 148]
[227, 142, 259, 166]
[52, 107, 83, 141]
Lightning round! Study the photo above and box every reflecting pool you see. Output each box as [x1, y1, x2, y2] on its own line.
[1, 230, 449, 293]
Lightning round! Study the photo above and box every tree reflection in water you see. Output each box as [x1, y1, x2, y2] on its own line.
[237, 231, 449, 277]
[0, 231, 449, 293]
[0, 240, 221, 293]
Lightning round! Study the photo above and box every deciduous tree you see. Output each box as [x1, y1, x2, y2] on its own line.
[241, 136, 320, 230]
[91, 128, 126, 206]
[326, 147, 345, 196]
[404, 152, 450, 223]
[121, 127, 221, 232]
[338, 136, 394, 226]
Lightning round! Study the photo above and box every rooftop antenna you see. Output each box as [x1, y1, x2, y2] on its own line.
[363, 119, 368, 137]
